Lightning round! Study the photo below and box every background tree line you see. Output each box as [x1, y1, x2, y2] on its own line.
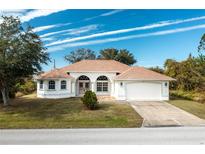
[149, 48, 205, 93]
[64, 48, 137, 65]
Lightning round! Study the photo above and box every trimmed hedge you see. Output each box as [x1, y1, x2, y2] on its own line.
[81, 90, 99, 110]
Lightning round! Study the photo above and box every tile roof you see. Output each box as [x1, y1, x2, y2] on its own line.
[115, 66, 175, 81]
[60, 60, 130, 72]
[37, 68, 72, 79]
[37, 60, 174, 81]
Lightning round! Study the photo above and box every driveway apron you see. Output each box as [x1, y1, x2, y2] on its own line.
[129, 101, 205, 127]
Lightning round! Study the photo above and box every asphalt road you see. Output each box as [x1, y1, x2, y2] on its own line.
[1, 127, 205, 145]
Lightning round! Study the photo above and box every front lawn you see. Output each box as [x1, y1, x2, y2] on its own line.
[168, 99, 205, 120]
[0, 94, 142, 128]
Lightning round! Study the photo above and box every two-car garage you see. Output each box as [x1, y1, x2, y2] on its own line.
[125, 81, 162, 101]
[114, 66, 173, 101]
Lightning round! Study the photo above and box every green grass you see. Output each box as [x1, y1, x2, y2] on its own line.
[168, 99, 205, 120]
[0, 94, 142, 128]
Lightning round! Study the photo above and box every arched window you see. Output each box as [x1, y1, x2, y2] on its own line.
[78, 75, 90, 80]
[48, 80, 55, 90]
[97, 76, 108, 81]
[61, 80, 67, 90]
[40, 80, 43, 89]
[96, 76, 109, 92]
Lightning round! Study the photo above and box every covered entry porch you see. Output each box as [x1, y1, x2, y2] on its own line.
[75, 75, 111, 96]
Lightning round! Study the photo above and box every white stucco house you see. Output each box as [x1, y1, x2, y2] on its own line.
[36, 60, 174, 101]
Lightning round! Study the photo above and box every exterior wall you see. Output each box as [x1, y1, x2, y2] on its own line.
[114, 80, 169, 101]
[37, 78, 74, 99]
[69, 72, 116, 96]
[36, 72, 170, 101]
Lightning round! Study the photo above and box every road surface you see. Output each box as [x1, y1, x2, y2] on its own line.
[1, 127, 205, 145]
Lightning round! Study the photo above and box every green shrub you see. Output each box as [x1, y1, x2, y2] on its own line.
[81, 90, 99, 110]
[15, 80, 36, 95]
[170, 90, 205, 103]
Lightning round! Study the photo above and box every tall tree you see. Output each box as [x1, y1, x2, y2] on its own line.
[116, 49, 137, 65]
[0, 16, 49, 106]
[98, 48, 118, 60]
[64, 48, 96, 63]
[98, 48, 137, 65]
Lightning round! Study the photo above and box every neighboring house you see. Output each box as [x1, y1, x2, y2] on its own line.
[37, 60, 174, 101]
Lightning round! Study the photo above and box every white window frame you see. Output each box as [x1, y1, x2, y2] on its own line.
[96, 81, 108, 92]
[39, 80, 43, 90]
[61, 80, 67, 90]
[48, 80, 55, 90]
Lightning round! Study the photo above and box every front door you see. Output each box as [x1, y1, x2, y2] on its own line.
[79, 82, 90, 95]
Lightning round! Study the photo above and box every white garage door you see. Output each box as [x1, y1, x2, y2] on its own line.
[126, 82, 162, 101]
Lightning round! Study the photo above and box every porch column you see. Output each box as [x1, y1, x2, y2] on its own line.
[91, 82, 95, 92]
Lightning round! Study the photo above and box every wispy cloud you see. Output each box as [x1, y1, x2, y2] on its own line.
[100, 10, 124, 17]
[47, 24, 205, 52]
[0, 9, 66, 23]
[84, 10, 124, 21]
[45, 15, 205, 47]
[40, 24, 99, 38]
[63, 24, 99, 35]
[33, 22, 71, 33]
[0, 9, 27, 23]
[33, 25, 57, 33]
[21, 9, 66, 22]
[41, 37, 55, 42]
[0, 9, 27, 16]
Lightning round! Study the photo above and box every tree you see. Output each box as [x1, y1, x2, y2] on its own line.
[64, 48, 96, 63]
[198, 34, 205, 52]
[0, 16, 49, 106]
[98, 48, 118, 60]
[149, 66, 164, 74]
[98, 48, 137, 65]
[164, 55, 205, 91]
[116, 49, 137, 65]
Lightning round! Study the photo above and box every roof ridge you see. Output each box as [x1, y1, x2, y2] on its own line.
[115, 66, 133, 77]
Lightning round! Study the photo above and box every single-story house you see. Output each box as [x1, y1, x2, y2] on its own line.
[36, 60, 174, 101]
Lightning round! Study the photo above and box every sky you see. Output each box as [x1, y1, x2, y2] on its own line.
[1, 9, 205, 71]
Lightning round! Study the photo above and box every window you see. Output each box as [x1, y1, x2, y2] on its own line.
[40, 80, 43, 89]
[78, 75, 90, 80]
[96, 76, 108, 92]
[48, 80, 55, 90]
[165, 82, 168, 87]
[97, 76, 108, 81]
[61, 80, 66, 90]
[102, 82, 108, 91]
[85, 82, 90, 89]
[97, 82, 102, 92]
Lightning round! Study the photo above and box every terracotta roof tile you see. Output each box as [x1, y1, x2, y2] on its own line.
[60, 60, 130, 72]
[37, 68, 72, 79]
[37, 60, 174, 81]
[115, 66, 175, 81]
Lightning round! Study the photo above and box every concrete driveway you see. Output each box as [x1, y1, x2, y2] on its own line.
[130, 101, 205, 127]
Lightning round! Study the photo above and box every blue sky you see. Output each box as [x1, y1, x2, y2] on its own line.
[1, 9, 205, 71]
